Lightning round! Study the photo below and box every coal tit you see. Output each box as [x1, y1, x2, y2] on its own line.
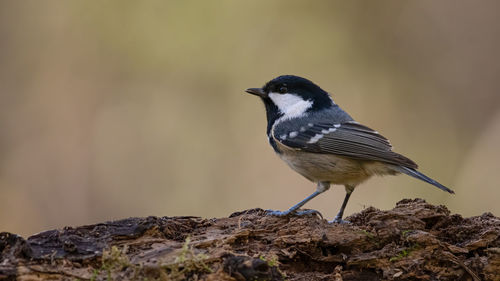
[245, 75, 454, 223]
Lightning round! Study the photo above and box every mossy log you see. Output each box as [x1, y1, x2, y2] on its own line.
[1, 199, 499, 281]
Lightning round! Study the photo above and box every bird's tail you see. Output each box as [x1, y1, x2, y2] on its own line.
[395, 166, 454, 194]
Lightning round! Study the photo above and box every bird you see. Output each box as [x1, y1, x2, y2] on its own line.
[245, 75, 454, 223]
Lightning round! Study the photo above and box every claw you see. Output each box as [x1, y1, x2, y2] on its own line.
[265, 209, 291, 216]
[265, 209, 323, 219]
[330, 218, 351, 224]
[295, 209, 323, 219]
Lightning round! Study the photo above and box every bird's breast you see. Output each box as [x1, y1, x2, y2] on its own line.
[277, 149, 368, 184]
[274, 138, 395, 185]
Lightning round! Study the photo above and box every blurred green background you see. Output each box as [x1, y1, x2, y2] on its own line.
[1, 1, 499, 237]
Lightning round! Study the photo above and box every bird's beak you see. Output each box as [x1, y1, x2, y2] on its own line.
[245, 88, 267, 98]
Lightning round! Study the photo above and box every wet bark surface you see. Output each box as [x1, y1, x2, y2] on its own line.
[1, 199, 499, 281]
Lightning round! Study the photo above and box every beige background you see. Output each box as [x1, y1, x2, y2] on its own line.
[1, 1, 499, 237]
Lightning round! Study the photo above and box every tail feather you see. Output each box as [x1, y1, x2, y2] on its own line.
[396, 166, 454, 194]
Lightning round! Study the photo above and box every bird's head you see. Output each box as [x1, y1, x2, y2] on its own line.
[245, 75, 335, 122]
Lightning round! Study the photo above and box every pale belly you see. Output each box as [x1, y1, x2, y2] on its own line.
[278, 150, 396, 186]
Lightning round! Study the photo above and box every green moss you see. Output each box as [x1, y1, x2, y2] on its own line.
[259, 255, 279, 267]
[89, 268, 100, 281]
[95, 236, 212, 281]
[163, 236, 212, 280]
[259, 254, 287, 280]
[389, 244, 420, 262]
[401, 230, 413, 237]
[358, 229, 375, 239]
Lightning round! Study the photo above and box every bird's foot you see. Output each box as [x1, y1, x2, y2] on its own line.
[296, 209, 323, 218]
[330, 215, 351, 224]
[330, 219, 351, 224]
[265, 209, 290, 216]
[265, 208, 323, 219]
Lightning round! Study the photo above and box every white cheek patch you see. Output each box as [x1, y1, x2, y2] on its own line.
[268, 92, 313, 121]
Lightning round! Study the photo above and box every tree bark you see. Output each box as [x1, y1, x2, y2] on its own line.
[1, 199, 499, 281]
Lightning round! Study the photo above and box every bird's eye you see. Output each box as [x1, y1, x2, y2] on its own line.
[279, 86, 288, 93]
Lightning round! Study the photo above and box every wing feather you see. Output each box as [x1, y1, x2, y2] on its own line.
[275, 122, 417, 169]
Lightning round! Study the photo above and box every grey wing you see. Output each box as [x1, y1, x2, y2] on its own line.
[276, 121, 418, 169]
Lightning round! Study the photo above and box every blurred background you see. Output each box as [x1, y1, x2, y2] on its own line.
[1, 1, 499, 237]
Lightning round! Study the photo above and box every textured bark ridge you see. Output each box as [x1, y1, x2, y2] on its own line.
[1, 199, 499, 281]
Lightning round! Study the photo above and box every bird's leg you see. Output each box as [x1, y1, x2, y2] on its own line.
[331, 185, 355, 224]
[266, 181, 330, 217]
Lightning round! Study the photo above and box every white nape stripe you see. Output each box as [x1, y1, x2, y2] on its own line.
[269, 92, 313, 123]
[329, 95, 336, 105]
[307, 133, 324, 144]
